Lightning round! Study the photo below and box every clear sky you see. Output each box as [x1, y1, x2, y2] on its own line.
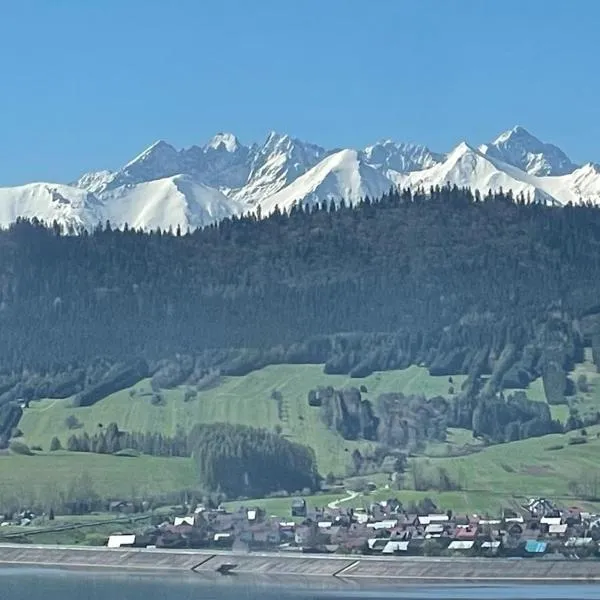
[1, 0, 598, 185]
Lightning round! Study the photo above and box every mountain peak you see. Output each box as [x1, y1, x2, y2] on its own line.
[451, 141, 477, 157]
[483, 126, 577, 176]
[363, 139, 444, 173]
[493, 125, 536, 145]
[124, 139, 177, 169]
[206, 132, 241, 153]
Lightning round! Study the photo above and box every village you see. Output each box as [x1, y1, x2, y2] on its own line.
[105, 495, 600, 559]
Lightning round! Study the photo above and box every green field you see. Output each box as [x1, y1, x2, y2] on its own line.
[0, 452, 195, 507]
[19, 363, 464, 475]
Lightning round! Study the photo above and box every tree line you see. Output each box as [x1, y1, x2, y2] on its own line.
[1, 186, 600, 413]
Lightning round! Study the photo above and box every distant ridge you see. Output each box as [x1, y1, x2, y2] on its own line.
[1, 126, 598, 231]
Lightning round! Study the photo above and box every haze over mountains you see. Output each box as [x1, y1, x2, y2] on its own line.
[2, 126, 599, 231]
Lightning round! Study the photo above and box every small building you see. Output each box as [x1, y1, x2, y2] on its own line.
[107, 534, 136, 548]
[291, 498, 307, 517]
[480, 540, 501, 555]
[382, 540, 409, 554]
[447, 540, 475, 553]
[524, 540, 547, 556]
[424, 523, 445, 538]
[548, 523, 568, 537]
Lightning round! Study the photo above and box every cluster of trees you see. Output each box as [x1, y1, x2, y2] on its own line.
[61, 423, 189, 457]
[471, 391, 562, 442]
[312, 383, 581, 455]
[188, 423, 320, 499]
[58, 421, 320, 499]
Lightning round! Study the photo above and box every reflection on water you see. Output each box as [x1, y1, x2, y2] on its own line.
[0, 568, 599, 600]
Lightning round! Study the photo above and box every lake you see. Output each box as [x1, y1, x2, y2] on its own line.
[1, 568, 600, 600]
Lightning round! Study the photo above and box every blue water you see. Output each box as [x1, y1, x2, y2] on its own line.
[1, 568, 599, 599]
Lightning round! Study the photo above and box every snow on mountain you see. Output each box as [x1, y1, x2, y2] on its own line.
[395, 142, 560, 204]
[3, 126, 600, 232]
[74, 170, 114, 194]
[534, 163, 600, 206]
[233, 132, 327, 204]
[100, 174, 241, 231]
[189, 133, 252, 191]
[206, 132, 241, 153]
[480, 126, 577, 176]
[363, 140, 443, 173]
[258, 149, 394, 215]
[0, 183, 103, 229]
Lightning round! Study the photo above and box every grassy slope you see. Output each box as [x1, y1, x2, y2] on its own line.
[19, 364, 464, 475]
[413, 425, 600, 506]
[0, 452, 195, 505]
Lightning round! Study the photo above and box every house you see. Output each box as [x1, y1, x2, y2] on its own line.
[291, 498, 307, 517]
[368, 519, 398, 531]
[424, 523, 445, 538]
[382, 540, 409, 554]
[480, 540, 502, 555]
[523, 540, 547, 555]
[525, 498, 557, 518]
[548, 523, 568, 537]
[454, 525, 478, 540]
[107, 534, 136, 548]
[447, 540, 475, 553]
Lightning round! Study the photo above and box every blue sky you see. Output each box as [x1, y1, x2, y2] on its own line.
[1, 0, 598, 185]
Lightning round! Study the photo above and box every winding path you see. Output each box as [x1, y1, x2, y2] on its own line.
[327, 489, 362, 509]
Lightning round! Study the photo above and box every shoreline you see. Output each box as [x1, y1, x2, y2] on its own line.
[1, 544, 600, 583]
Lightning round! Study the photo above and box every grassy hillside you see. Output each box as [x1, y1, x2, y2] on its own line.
[19, 364, 464, 475]
[225, 428, 600, 518]
[413, 425, 600, 501]
[0, 452, 195, 506]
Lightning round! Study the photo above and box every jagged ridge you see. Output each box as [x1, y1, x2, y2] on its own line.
[1, 126, 599, 231]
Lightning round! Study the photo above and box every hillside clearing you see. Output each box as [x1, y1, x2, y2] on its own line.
[18, 364, 464, 475]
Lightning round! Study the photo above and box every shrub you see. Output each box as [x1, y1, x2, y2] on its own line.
[184, 389, 197, 402]
[151, 393, 164, 406]
[568, 436, 588, 446]
[31, 445, 43, 452]
[10, 441, 34, 455]
[577, 374, 589, 393]
[50, 437, 62, 451]
[65, 415, 82, 430]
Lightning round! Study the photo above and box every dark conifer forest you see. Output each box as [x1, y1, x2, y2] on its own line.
[2, 185, 600, 446]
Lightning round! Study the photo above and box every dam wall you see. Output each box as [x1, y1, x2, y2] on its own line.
[1, 544, 600, 582]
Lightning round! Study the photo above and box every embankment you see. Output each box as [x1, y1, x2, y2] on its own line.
[1, 544, 600, 582]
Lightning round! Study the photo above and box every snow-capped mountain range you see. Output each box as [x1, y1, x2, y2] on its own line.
[2, 126, 599, 231]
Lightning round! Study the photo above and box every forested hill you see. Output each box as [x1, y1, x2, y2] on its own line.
[2, 186, 600, 402]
